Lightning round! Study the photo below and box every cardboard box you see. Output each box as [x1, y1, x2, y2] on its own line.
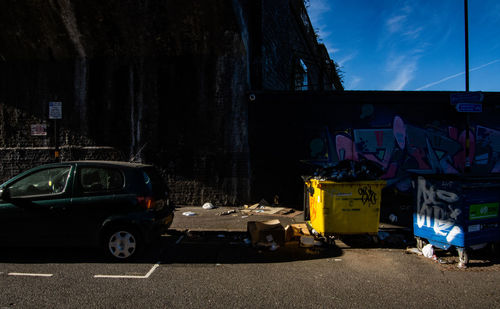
[247, 220, 285, 246]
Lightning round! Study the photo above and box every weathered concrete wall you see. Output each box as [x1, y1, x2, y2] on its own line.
[250, 91, 500, 225]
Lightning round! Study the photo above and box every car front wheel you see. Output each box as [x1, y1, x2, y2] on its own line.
[103, 227, 142, 260]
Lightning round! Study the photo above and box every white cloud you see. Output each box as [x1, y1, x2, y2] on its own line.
[416, 59, 500, 90]
[384, 55, 418, 90]
[348, 76, 362, 89]
[307, 0, 331, 24]
[403, 26, 423, 40]
[386, 15, 407, 33]
[338, 52, 357, 67]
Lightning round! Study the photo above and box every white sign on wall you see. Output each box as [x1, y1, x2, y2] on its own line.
[31, 124, 47, 136]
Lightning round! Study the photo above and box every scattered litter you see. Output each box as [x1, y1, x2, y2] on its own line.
[241, 204, 302, 217]
[457, 262, 467, 269]
[247, 220, 285, 247]
[243, 238, 251, 245]
[269, 242, 279, 251]
[219, 209, 237, 216]
[182, 211, 197, 216]
[389, 214, 398, 223]
[241, 215, 249, 218]
[334, 259, 342, 262]
[300, 235, 315, 247]
[313, 240, 324, 247]
[422, 244, 434, 258]
[202, 202, 215, 210]
[378, 231, 390, 241]
[406, 247, 423, 255]
[217, 234, 225, 238]
[438, 258, 453, 264]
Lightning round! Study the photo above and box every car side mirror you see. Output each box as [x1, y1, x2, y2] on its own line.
[1, 187, 11, 201]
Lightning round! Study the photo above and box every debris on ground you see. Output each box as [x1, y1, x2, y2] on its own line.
[406, 247, 423, 255]
[182, 211, 197, 216]
[299, 235, 315, 247]
[422, 244, 434, 259]
[247, 220, 285, 248]
[241, 203, 302, 218]
[202, 202, 216, 210]
[218, 209, 237, 216]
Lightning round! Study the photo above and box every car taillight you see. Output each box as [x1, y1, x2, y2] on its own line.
[137, 196, 154, 210]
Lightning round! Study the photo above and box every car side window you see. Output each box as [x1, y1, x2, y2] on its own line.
[80, 167, 124, 193]
[8, 166, 71, 198]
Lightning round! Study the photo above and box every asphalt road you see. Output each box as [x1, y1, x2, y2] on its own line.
[1, 234, 499, 309]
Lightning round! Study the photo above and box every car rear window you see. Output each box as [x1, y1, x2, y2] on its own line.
[142, 167, 167, 199]
[80, 167, 124, 193]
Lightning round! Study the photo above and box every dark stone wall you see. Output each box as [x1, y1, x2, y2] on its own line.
[0, 0, 251, 205]
[0, 0, 341, 206]
[261, 0, 337, 91]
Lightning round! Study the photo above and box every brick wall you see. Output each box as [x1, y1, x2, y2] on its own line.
[0, 1, 252, 206]
[0, 0, 339, 206]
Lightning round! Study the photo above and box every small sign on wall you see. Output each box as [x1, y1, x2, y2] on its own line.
[49, 101, 62, 119]
[31, 124, 47, 136]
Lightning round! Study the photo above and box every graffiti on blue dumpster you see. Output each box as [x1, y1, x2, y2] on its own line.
[415, 177, 463, 244]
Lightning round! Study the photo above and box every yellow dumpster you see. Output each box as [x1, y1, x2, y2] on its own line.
[306, 179, 386, 235]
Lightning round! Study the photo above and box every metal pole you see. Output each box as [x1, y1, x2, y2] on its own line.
[465, 0, 469, 92]
[464, 0, 471, 172]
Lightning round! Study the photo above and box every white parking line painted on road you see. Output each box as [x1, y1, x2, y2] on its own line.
[8, 272, 54, 277]
[93, 262, 160, 279]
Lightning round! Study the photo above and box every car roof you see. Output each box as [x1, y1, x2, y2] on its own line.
[41, 160, 153, 169]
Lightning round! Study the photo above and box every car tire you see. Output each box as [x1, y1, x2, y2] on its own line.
[102, 226, 143, 261]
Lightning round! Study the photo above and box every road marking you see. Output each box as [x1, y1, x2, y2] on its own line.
[94, 262, 160, 279]
[8, 272, 54, 277]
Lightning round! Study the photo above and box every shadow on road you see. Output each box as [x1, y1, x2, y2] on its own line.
[0, 233, 342, 264]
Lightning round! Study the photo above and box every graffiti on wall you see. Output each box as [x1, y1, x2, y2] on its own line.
[309, 116, 500, 191]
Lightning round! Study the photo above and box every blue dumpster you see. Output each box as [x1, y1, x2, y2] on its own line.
[413, 175, 500, 265]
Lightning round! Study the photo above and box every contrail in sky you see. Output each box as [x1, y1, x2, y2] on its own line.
[416, 59, 500, 90]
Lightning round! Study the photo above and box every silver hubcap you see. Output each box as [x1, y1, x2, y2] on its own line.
[108, 231, 137, 259]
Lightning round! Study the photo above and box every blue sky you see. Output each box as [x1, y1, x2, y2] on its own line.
[307, 0, 500, 91]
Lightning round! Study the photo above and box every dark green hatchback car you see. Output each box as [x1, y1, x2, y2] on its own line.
[0, 161, 174, 260]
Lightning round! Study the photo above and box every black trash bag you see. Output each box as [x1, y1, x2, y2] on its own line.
[314, 159, 384, 181]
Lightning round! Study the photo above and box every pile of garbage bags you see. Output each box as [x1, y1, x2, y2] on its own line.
[309, 159, 384, 181]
